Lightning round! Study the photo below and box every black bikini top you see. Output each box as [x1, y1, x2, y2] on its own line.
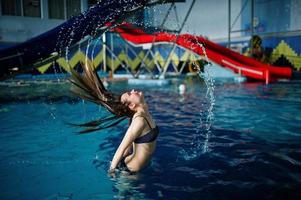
[133, 115, 159, 144]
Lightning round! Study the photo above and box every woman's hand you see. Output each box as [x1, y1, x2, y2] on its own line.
[108, 167, 116, 178]
[123, 144, 133, 157]
[108, 167, 115, 174]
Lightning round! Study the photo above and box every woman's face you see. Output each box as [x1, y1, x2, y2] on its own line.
[121, 89, 144, 106]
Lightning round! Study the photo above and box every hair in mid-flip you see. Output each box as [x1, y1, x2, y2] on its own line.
[68, 61, 134, 133]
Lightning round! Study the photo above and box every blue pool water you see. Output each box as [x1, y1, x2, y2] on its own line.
[0, 77, 301, 199]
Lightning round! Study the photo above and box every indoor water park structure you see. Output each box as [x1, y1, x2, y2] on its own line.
[0, 0, 298, 83]
[0, 0, 301, 199]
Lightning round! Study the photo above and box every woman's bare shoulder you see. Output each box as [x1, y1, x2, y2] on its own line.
[130, 115, 145, 129]
[132, 113, 147, 123]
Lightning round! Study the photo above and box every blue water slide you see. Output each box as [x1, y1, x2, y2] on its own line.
[0, 0, 154, 79]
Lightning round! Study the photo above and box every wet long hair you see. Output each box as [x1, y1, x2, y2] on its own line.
[68, 61, 134, 133]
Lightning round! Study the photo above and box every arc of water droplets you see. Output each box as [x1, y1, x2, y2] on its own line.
[55, 1, 215, 157]
[195, 36, 215, 153]
[177, 34, 215, 160]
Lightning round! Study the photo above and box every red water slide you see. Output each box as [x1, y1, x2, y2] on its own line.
[113, 23, 292, 83]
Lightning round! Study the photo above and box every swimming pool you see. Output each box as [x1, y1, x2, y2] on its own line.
[1, 77, 301, 199]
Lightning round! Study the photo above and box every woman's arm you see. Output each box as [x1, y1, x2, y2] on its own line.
[109, 117, 144, 172]
[123, 143, 134, 157]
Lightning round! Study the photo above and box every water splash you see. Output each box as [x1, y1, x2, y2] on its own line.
[51, 0, 216, 158]
[91, 37, 102, 64]
[197, 42, 215, 153]
[179, 37, 215, 160]
[84, 38, 93, 66]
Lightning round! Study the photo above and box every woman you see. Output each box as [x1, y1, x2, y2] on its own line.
[69, 62, 159, 173]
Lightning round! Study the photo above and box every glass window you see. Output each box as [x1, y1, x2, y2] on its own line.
[1, 0, 22, 16]
[66, 0, 81, 19]
[48, 0, 80, 19]
[23, 0, 41, 17]
[48, 0, 64, 19]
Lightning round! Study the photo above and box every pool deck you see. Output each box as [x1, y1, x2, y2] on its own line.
[0, 63, 255, 87]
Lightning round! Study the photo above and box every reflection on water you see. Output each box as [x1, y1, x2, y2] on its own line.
[91, 79, 301, 199]
[0, 78, 301, 199]
[95, 126, 301, 199]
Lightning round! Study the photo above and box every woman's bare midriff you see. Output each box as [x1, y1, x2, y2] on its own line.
[125, 141, 157, 172]
[124, 114, 157, 172]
